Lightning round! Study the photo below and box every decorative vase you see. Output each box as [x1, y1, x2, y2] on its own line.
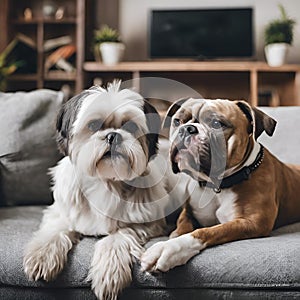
[43, 0, 57, 18]
[99, 42, 125, 66]
[265, 43, 289, 67]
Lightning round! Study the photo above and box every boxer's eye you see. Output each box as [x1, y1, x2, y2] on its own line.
[173, 118, 180, 127]
[87, 119, 103, 132]
[122, 121, 138, 133]
[211, 119, 226, 129]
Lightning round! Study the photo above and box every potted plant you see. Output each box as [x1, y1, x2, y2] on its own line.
[264, 4, 296, 67]
[93, 25, 125, 66]
[0, 40, 23, 91]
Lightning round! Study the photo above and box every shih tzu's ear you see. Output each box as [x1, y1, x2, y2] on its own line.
[236, 100, 277, 139]
[162, 98, 190, 130]
[143, 100, 161, 161]
[56, 106, 68, 156]
[56, 90, 90, 156]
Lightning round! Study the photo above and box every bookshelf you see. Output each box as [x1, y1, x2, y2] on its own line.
[84, 61, 300, 107]
[3, 0, 86, 94]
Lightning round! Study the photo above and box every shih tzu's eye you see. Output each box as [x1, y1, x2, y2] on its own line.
[87, 119, 103, 132]
[211, 119, 226, 130]
[173, 118, 180, 127]
[122, 121, 138, 133]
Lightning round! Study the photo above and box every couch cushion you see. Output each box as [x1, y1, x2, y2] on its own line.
[1, 206, 300, 291]
[140, 229, 300, 289]
[0, 90, 63, 206]
[259, 106, 300, 165]
[0, 206, 94, 288]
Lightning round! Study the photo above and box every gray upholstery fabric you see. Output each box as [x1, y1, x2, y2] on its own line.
[122, 289, 300, 300]
[0, 206, 92, 288]
[1, 106, 300, 299]
[0, 90, 63, 206]
[141, 231, 300, 289]
[0, 206, 300, 292]
[1, 287, 300, 300]
[259, 106, 300, 165]
[0, 287, 96, 300]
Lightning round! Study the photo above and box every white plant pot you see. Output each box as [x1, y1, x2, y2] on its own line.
[265, 43, 289, 67]
[100, 42, 125, 66]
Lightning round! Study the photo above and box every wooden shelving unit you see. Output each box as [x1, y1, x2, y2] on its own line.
[45, 71, 77, 81]
[4, 0, 86, 94]
[2, 0, 299, 107]
[84, 61, 300, 106]
[8, 74, 39, 81]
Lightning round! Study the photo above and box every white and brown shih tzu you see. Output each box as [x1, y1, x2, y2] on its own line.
[23, 81, 170, 300]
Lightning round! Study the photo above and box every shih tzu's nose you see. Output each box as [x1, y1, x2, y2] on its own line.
[106, 132, 123, 146]
[179, 125, 198, 138]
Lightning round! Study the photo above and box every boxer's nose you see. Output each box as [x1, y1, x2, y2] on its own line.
[179, 125, 198, 138]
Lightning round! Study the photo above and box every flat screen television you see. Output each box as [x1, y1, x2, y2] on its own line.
[149, 8, 254, 59]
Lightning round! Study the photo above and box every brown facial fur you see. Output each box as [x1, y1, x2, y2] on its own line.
[167, 99, 254, 178]
[167, 98, 300, 253]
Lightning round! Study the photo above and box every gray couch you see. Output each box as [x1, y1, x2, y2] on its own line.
[1, 90, 300, 300]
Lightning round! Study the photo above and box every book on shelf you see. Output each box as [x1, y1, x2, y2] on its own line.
[44, 35, 72, 52]
[44, 44, 76, 73]
[258, 88, 280, 107]
[3, 33, 37, 74]
[55, 58, 75, 73]
[16, 33, 36, 49]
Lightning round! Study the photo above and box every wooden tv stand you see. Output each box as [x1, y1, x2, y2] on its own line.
[84, 61, 300, 106]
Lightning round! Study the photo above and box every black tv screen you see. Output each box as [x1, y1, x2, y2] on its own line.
[149, 8, 254, 59]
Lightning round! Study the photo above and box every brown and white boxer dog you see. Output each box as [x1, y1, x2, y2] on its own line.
[141, 98, 300, 272]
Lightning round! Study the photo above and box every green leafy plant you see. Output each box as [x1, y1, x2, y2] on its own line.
[0, 40, 23, 91]
[93, 25, 121, 45]
[264, 4, 296, 45]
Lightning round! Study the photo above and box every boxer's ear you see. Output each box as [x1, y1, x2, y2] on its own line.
[236, 101, 277, 139]
[162, 98, 190, 129]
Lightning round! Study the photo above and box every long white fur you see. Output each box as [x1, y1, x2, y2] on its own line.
[23, 83, 167, 300]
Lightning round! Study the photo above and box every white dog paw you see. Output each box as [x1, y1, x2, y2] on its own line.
[141, 234, 204, 272]
[88, 262, 132, 300]
[88, 237, 133, 300]
[23, 234, 73, 282]
[23, 246, 64, 282]
[91, 280, 118, 300]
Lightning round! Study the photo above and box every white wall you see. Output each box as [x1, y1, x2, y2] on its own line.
[119, 0, 300, 63]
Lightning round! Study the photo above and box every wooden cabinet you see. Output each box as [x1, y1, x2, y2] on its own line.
[2, 0, 300, 106]
[84, 61, 300, 107]
[4, 0, 86, 94]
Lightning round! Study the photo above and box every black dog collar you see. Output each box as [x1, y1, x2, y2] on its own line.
[199, 144, 264, 193]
